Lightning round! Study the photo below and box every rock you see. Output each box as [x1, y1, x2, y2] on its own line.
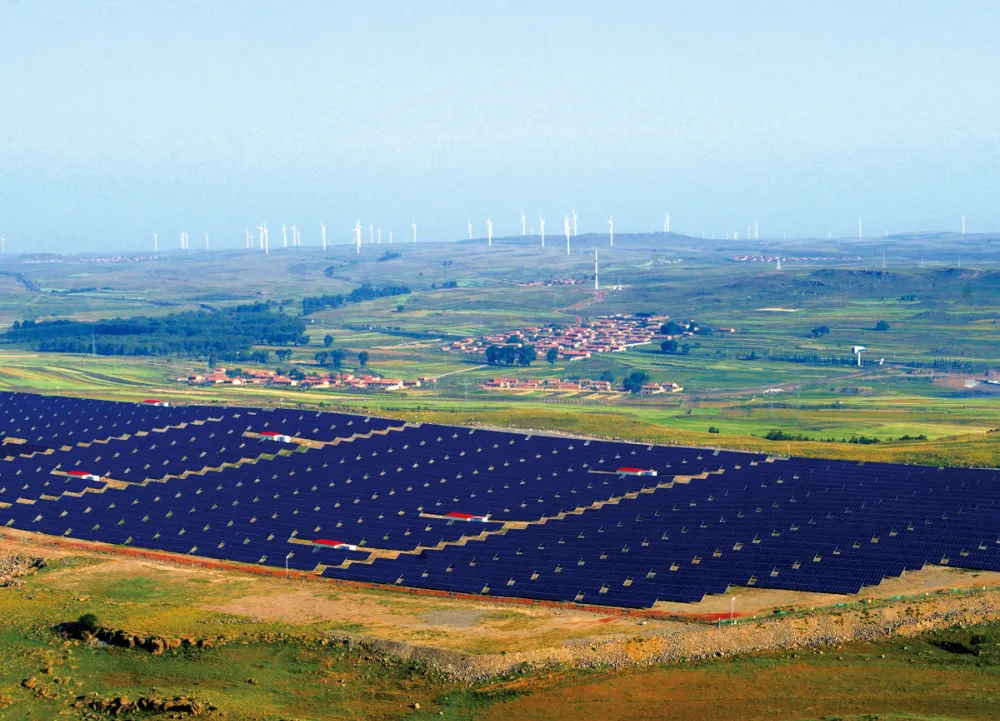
[149, 638, 166, 655]
[412, 702, 420, 709]
[22, 677, 37, 689]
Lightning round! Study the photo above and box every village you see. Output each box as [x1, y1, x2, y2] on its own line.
[178, 368, 431, 392]
[442, 313, 673, 361]
[480, 376, 682, 395]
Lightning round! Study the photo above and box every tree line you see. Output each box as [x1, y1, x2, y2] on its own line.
[301, 283, 410, 315]
[4, 302, 306, 358]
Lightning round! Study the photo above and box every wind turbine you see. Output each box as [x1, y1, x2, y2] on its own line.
[412, 221, 417, 243]
[369, 223, 374, 245]
[754, 220, 759, 239]
[205, 232, 209, 250]
[468, 221, 472, 240]
[153, 232, 158, 252]
[608, 216, 614, 246]
[572, 210, 578, 236]
[389, 230, 393, 244]
[520, 208, 526, 236]
[962, 215, 966, 235]
[564, 215, 571, 255]
[354, 219, 361, 253]
[377, 225, 382, 244]
[858, 218, 863, 239]
[321, 222, 327, 251]
[664, 214, 670, 233]
[1, 236, 5, 254]
[487, 218, 493, 246]
[539, 217, 545, 247]
[264, 223, 269, 254]
[258, 224, 265, 251]
[282, 224, 288, 248]
[245, 228, 250, 248]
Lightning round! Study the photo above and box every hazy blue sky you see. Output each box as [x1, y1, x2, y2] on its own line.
[1, 1, 998, 252]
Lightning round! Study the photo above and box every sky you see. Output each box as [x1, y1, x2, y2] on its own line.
[1, 1, 998, 252]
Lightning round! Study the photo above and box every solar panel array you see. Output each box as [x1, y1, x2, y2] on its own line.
[2, 391, 999, 609]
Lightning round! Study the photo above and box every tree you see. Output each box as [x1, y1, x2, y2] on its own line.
[323, 334, 335, 347]
[314, 351, 329, 366]
[297, 335, 310, 345]
[599, 370, 614, 383]
[661, 339, 679, 354]
[276, 349, 293, 363]
[546, 348, 559, 365]
[328, 348, 347, 368]
[358, 350, 369, 367]
[874, 320, 891, 331]
[660, 321, 683, 336]
[680, 343, 691, 355]
[507, 334, 520, 344]
[810, 325, 831, 338]
[517, 345, 537, 367]
[622, 370, 650, 394]
[207, 353, 217, 368]
[251, 350, 270, 364]
[485, 345, 502, 365]
[708, 426, 720, 434]
[288, 367, 307, 380]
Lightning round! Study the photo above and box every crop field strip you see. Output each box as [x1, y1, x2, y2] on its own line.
[3, 391, 1000, 609]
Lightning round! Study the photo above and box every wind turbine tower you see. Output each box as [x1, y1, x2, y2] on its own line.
[487, 218, 493, 246]
[776, 256, 782, 271]
[594, 249, 599, 290]
[608, 217, 614, 246]
[572, 210, 578, 236]
[520, 208, 526, 236]
[205, 232, 209, 250]
[321, 223, 327, 251]
[282, 224, 288, 248]
[153, 232, 158, 252]
[754, 221, 759, 239]
[377, 225, 382, 244]
[962, 216, 966, 234]
[468, 221, 472, 240]
[539, 217, 545, 247]
[354, 220, 361, 253]
[564, 215, 571, 255]
[412, 221, 417, 244]
[369, 223, 374, 245]
[858, 218, 863, 239]
[664, 214, 670, 233]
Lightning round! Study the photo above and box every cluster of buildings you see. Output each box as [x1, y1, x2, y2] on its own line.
[442, 314, 669, 361]
[481, 377, 682, 396]
[728, 255, 862, 263]
[179, 369, 430, 392]
[517, 277, 589, 287]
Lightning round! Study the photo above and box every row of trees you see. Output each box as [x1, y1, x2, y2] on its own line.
[485, 344, 536, 367]
[301, 283, 410, 315]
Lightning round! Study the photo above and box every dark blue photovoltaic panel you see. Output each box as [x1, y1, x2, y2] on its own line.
[5, 390, 1000, 609]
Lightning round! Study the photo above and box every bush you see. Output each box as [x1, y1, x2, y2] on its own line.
[874, 320, 891, 331]
[708, 426, 720, 434]
[77, 613, 99, 634]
